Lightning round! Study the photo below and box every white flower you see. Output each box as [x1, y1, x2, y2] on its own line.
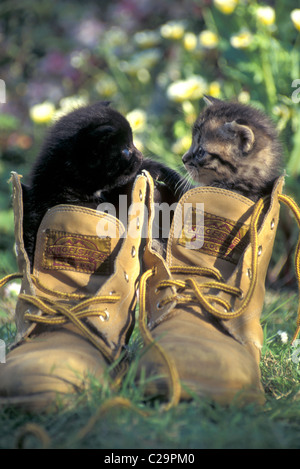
[160, 21, 185, 40]
[256, 6, 276, 26]
[4, 282, 20, 298]
[238, 90, 251, 104]
[52, 95, 88, 120]
[230, 30, 253, 49]
[291, 9, 300, 31]
[213, 0, 239, 15]
[59, 95, 88, 112]
[277, 330, 289, 344]
[167, 76, 207, 102]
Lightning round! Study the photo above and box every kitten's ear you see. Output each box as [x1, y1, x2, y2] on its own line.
[225, 121, 255, 153]
[99, 101, 111, 107]
[203, 95, 222, 106]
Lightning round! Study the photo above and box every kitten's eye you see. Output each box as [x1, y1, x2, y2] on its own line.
[122, 148, 132, 159]
[235, 118, 247, 125]
[196, 147, 205, 159]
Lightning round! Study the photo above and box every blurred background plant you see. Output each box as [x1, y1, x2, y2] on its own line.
[0, 0, 299, 289]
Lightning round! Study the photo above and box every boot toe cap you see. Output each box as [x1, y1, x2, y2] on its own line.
[0, 330, 108, 411]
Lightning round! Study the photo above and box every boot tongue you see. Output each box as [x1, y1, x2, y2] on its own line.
[167, 186, 255, 278]
[33, 205, 125, 297]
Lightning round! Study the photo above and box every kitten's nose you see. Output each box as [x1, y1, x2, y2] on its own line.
[182, 151, 191, 164]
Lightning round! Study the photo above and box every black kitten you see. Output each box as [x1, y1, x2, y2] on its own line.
[182, 96, 282, 201]
[23, 102, 183, 267]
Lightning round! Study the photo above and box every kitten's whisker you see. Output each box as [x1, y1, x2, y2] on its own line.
[175, 173, 193, 196]
[174, 175, 187, 194]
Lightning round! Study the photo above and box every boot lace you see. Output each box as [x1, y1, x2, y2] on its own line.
[0, 273, 120, 360]
[138, 194, 300, 407]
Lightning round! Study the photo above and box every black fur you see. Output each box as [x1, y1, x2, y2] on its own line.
[23, 101, 184, 267]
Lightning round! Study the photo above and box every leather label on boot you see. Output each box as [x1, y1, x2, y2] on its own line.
[42, 230, 112, 275]
[178, 208, 249, 264]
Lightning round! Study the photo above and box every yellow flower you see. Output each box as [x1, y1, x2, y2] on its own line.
[183, 32, 197, 51]
[230, 30, 253, 49]
[29, 101, 55, 124]
[96, 77, 118, 97]
[199, 30, 219, 49]
[172, 135, 192, 155]
[291, 9, 300, 31]
[213, 0, 238, 15]
[167, 76, 207, 102]
[208, 81, 221, 97]
[126, 109, 147, 133]
[256, 6, 275, 26]
[160, 21, 185, 40]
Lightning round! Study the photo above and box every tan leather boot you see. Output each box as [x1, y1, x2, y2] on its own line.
[137, 173, 300, 407]
[0, 172, 148, 411]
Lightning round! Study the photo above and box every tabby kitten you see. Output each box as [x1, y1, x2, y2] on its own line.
[23, 101, 183, 267]
[182, 96, 282, 201]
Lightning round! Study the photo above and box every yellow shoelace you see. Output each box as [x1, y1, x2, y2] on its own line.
[0, 273, 120, 361]
[279, 194, 300, 342]
[141, 194, 300, 337]
[138, 193, 300, 407]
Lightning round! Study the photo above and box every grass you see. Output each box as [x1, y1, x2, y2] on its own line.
[0, 290, 300, 450]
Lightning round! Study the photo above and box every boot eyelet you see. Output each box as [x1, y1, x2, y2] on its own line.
[271, 219, 275, 230]
[124, 272, 129, 282]
[139, 190, 143, 201]
[24, 309, 30, 320]
[131, 246, 136, 257]
[157, 301, 163, 309]
[258, 245, 262, 256]
[239, 291, 244, 300]
[247, 268, 252, 279]
[136, 217, 140, 229]
[100, 309, 110, 322]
